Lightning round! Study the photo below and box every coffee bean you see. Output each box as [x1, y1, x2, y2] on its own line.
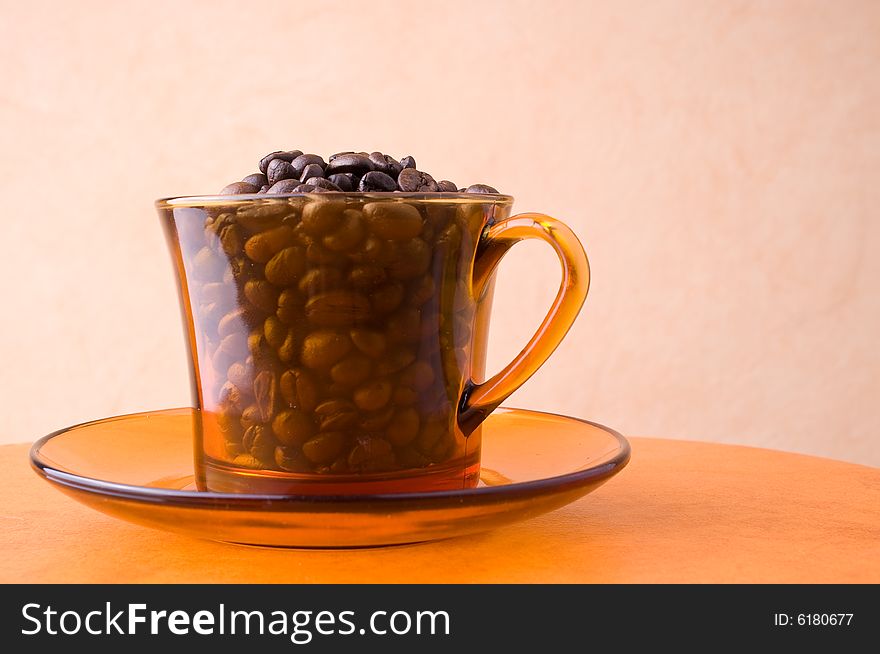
[280, 368, 320, 412]
[259, 150, 302, 174]
[302, 198, 345, 236]
[314, 399, 359, 431]
[220, 182, 259, 195]
[276, 287, 304, 324]
[358, 171, 398, 192]
[327, 174, 354, 192]
[464, 183, 499, 194]
[272, 409, 316, 446]
[300, 163, 324, 182]
[298, 267, 345, 296]
[291, 154, 326, 177]
[348, 435, 394, 471]
[264, 246, 307, 285]
[370, 282, 405, 314]
[348, 264, 387, 289]
[359, 405, 395, 430]
[368, 152, 402, 176]
[243, 279, 279, 313]
[363, 202, 423, 240]
[242, 173, 268, 188]
[399, 155, 416, 170]
[322, 209, 365, 252]
[330, 355, 373, 387]
[301, 329, 352, 369]
[349, 328, 387, 358]
[275, 445, 309, 472]
[398, 168, 439, 192]
[306, 289, 371, 327]
[244, 225, 295, 263]
[267, 159, 296, 185]
[302, 432, 346, 464]
[386, 407, 420, 446]
[304, 177, 344, 191]
[353, 379, 392, 411]
[388, 238, 430, 279]
[266, 179, 301, 194]
[325, 153, 374, 176]
[437, 180, 458, 192]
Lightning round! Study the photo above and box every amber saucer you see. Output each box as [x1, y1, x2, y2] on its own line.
[30, 408, 630, 548]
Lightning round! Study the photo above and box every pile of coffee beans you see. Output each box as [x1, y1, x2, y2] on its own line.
[219, 150, 499, 196]
[177, 187, 499, 479]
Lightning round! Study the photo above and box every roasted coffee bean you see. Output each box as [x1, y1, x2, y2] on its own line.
[267, 158, 296, 185]
[330, 355, 373, 387]
[348, 436, 394, 471]
[272, 409, 316, 446]
[368, 152, 402, 176]
[253, 369, 277, 422]
[386, 407, 420, 446]
[277, 328, 300, 363]
[275, 445, 309, 472]
[325, 153, 374, 176]
[192, 247, 224, 280]
[386, 308, 421, 344]
[302, 432, 346, 464]
[243, 279, 279, 313]
[242, 173, 269, 188]
[266, 179, 302, 194]
[259, 150, 302, 174]
[263, 315, 287, 348]
[437, 180, 458, 193]
[370, 282, 405, 314]
[306, 290, 371, 327]
[227, 361, 251, 389]
[352, 378, 392, 411]
[306, 242, 347, 266]
[314, 399, 359, 431]
[301, 198, 345, 236]
[243, 424, 275, 461]
[264, 246, 307, 285]
[348, 264, 387, 289]
[392, 385, 418, 406]
[240, 404, 262, 430]
[322, 209, 365, 252]
[280, 368, 320, 411]
[300, 163, 324, 182]
[291, 153, 326, 177]
[376, 347, 416, 375]
[276, 287, 305, 324]
[292, 183, 314, 192]
[220, 181, 259, 195]
[244, 225, 295, 263]
[359, 405, 395, 430]
[407, 275, 435, 306]
[301, 329, 352, 369]
[219, 224, 243, 256]
[388, 238, 431, 279]
[298, 266, 345, 296]
[398, 168, 439, 192]
[358, 171, 398, 192]
[304, 177, 344, 191]
[363, 202, 423, 240]
[399, 155, 416, 170]
[218, 308, 246, 339]
[327, 173, 354, 192]
[464, 183, 499, 194]
[258, 185, 270, 193]
[399, 360, 435, 391]
[349, 328, 387, 358]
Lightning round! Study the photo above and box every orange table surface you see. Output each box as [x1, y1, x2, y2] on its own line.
[2, 438, 878, 583]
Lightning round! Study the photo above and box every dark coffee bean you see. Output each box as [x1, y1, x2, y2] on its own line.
[292, 183, 314, 192]
[266, 179, 301, 194]
[397, 168, 439, 192]
[267, 159, 296, 185]
[368, 152, 402, 176]
[437, 180, 458, 192]
[305, 177, 344, 191]
[242, 173, 268, 188]
[328, 151, 356, 162]
[259, 150, 302, 174]
[465, 183, 499, 194]
[358, 171, 398, 192]
[258, 185, 270, 194]
[291, 154, 326, 177]
[300, 163, 324, 182]
[325, 153, 374, 176]
[220, 182, 259, 195]
[399, 155, 416, 170]
[328, 174, 354, 192]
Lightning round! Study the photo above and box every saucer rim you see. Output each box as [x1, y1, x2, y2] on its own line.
[30, 407, 630, 509]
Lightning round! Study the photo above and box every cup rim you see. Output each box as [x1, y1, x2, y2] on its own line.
[155, 191, 514, 209]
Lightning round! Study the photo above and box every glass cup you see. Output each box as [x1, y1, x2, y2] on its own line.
[157, 193, 588, 494]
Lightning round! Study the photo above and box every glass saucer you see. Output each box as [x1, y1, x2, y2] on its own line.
[30, 408, 630, 548]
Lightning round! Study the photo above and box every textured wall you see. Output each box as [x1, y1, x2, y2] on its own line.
[1, 0, 878, 464]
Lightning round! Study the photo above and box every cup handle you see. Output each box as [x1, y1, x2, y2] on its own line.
[458, 213, 590, 434]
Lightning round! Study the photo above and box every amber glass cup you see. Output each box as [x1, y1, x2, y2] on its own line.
[158, 193, 588, 494]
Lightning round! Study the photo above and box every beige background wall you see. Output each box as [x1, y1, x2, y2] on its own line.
[1, 0, 878, 465]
